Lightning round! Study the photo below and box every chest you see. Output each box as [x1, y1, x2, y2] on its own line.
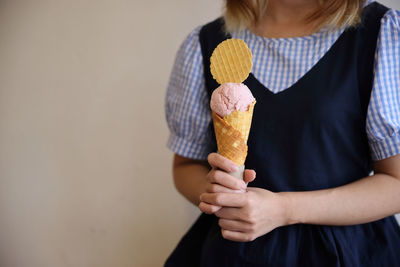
[245, 42, 363, 135]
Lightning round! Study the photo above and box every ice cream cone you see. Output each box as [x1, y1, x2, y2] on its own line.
[209, 39, 255, 180]
[212, 101, 255, 166]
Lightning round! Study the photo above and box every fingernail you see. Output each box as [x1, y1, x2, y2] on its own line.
[231, 165, 238, 172]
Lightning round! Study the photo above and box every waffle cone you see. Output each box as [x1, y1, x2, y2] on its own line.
[212, 101, 255, 165]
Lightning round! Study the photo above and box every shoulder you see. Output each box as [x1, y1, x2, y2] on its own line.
[174, 18, 224, 64]
[375, 7, 399, 56]
[380, 8, 400, 30]
[175, 25, 203, 64]
[371, 0, 400, 31]
[177, 17, 223, 53]
[198, 17, 225, 37]
[356, 2, 399, 61]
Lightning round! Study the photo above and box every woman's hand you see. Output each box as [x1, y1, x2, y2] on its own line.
[198, 153, 256, 214]
[201, 187, 288, 242]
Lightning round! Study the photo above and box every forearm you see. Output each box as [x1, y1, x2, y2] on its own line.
[173, 156, 210, 206]
[282, 173, 400, 226]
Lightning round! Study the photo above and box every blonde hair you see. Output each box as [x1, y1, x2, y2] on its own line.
[223, 0, 366, 33]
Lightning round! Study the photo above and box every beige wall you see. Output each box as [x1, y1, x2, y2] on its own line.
[380, 0, 400, 9]
[0, 1, 398, 267]
[0, 1, 220, 267]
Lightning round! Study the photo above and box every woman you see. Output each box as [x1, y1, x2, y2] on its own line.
[165, 0, 400, 266]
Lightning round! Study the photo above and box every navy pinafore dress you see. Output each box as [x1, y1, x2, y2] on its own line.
[165, 2, 400, 266]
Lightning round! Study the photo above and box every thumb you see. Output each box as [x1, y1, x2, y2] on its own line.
[243, 169, 256, 184]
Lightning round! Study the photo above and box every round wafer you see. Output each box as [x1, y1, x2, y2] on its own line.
[210, 39, 252, 84]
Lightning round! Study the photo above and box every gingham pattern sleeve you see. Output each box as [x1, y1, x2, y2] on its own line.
[366, 9, 400, 161]
[165, 26, 215, 160]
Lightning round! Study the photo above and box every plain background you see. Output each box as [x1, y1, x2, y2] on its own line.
[0, 1, 399, 266]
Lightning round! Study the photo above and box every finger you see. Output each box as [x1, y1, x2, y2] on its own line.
[206, 183, 245, 193]
[221, 229, 256, 242]
[198, 202, 221, 214]
[207, 169, 246, 190]
[243, 169, 256, 184]
[200, 192, 246, 208]
[214, 207, 242, 221]
[218, 218, 251, 232]
[208, 153, 238, 173]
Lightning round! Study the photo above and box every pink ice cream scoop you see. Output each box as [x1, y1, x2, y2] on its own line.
[210, 83, 255, 117]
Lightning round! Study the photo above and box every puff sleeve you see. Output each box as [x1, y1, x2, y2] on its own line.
[366, 9, 400, 161]
[165, 26, 215, 160]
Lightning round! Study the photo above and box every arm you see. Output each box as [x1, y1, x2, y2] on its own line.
[284, 154, 400, 225]
[172, 154, 210, 206]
